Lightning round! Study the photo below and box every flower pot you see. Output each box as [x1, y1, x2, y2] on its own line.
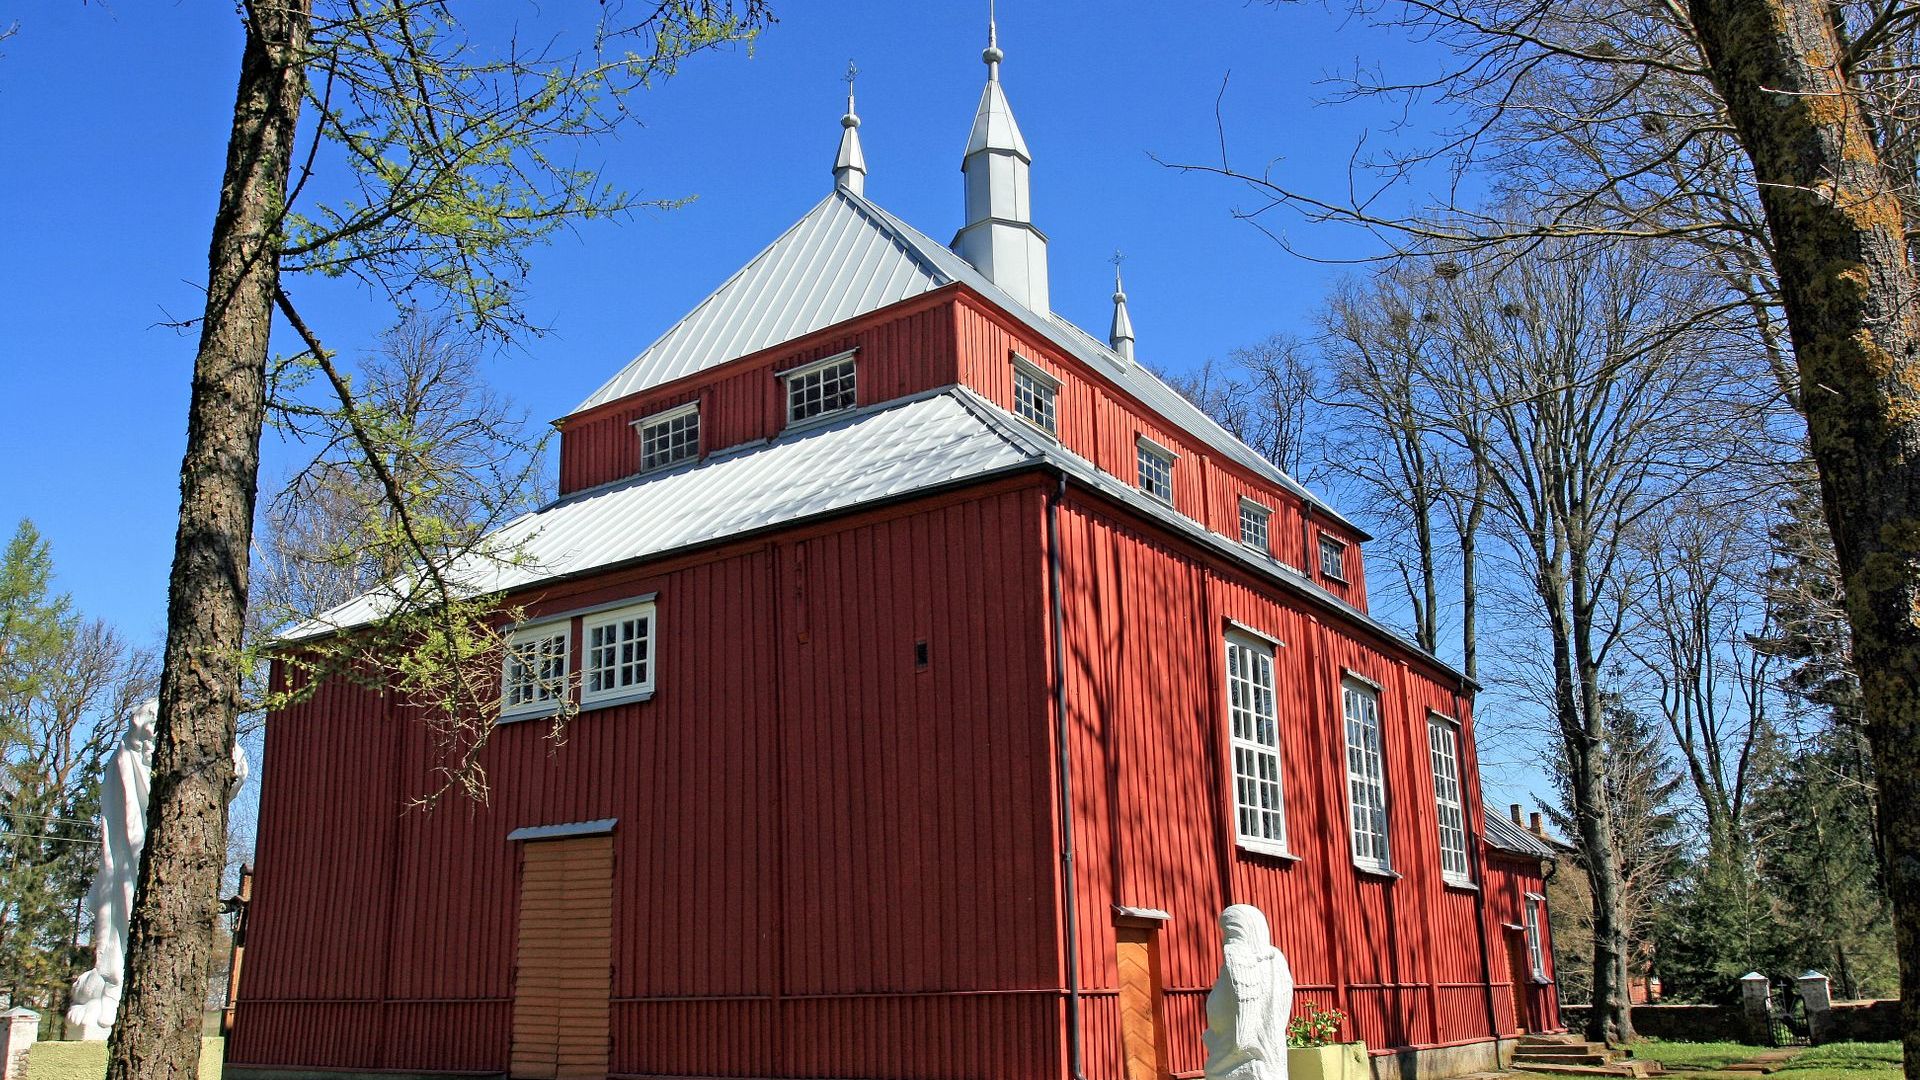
[1289, 1041, 1369, 1080]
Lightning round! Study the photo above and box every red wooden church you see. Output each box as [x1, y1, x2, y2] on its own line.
[230, 27, 1561, 1080]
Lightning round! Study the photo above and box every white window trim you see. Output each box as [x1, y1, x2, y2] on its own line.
[1523, 895, 1547, 978]
[1136, 436, 1176, 504]
[1226, 631, 1291, 858]
[1428, 712, 1475, 887]
[1010, 354, 1062, 437]
[1319, 533, 1350, 582]
[580, 599, 657, 708]
[1225, 618, 1284, 650]
[501, 619, 571, 721]
[1341, 676, 1393, 874]
[1239, 498, 1273, 552]
[631, 401, 701, 473]
[779, 348, 860, 429]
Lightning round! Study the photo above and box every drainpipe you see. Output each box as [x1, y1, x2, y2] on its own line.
[1047, 474, 1086, 1080]
[1459, 689, 1503, 1046]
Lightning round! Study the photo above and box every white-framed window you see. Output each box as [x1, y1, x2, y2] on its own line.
[1137, 437, 1175, 504]
[1428, 715, 1472, 885]
[581, 601, 655, 706]
[1226, 632, 1287, 853]
[502, 623, 570, 717]
[1342, 676, 1391, 871]
[1011, 356, 1059, 435]
[634, 402, 700, 472]
[783, 351, 858, 425]
[1239, 499, 1271, 552]
[1319, 535, 1348, 581]
[1523, 893, 1546, 977]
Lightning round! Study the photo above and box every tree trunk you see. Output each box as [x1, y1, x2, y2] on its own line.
[107, 6, 307, 1079]
[1685, 0, 1920, 1069]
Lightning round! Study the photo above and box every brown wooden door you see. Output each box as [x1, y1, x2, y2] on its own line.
[512, 836, 613, 1079]
[1116, 925, 1167, 1080]
[1506, 930, 1534, 1034]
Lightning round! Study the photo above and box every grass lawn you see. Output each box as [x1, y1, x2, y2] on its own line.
[26, 1038, 223, 1080]
[1507, 1040, 1904, 1080]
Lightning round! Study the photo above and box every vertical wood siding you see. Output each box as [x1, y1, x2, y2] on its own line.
[558, 297, 959, 495]
[235, 486, 1062, 1079]
[949, 294, 1370, 611]
[1052, 493, 1495, 1080]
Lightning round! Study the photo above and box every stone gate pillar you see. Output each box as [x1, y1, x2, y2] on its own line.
[1, 1008, 40, 1080]
[1797, 971, 1833, 1044]
[1740, 972, 1773, 1044]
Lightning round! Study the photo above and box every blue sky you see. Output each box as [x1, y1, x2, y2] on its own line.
[0, 5, 1544, 799]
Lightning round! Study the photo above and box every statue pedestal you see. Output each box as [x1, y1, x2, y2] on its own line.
[1290, 1041, 1369, 1080]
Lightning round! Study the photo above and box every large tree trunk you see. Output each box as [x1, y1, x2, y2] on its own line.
[107, 6, 307, 1079]
[1685, 0, 1920, 1070]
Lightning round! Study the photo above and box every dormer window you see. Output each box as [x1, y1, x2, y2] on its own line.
[634, 402, 700, 472]
[1136, 437, 1175, 504]
[1011, 355, 1059, 435]
[1319, 535, 1349, 582]
[783, 350, 858, 426]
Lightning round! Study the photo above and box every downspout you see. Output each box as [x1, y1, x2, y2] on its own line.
[1047, 474, 1086, 1080]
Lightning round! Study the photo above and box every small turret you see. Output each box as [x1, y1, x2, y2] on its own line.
[834, 61, 867, 196]
[951, 16, 1050, 311]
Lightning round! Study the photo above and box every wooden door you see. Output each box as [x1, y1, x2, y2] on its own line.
[1506, 930, 1533, 1034]
[512, 836, 613, 1079]
[1116, 925, 1167, 1080]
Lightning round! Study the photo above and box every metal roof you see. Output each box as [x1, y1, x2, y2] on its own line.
[289, 385, 1452, 687]
[573, 188, 1356, 532]
[1484, 810, 1563, 859]
[290, 390, 1033, 638]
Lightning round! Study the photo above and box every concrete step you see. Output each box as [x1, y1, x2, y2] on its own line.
[1518, 1043, 1613, 1057]
[1515, 1053, 1618, 1067]
[1512, 1053, 1651, 1068]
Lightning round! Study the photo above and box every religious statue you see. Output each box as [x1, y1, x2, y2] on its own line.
[1203, 904, 1295, 1080]
[66, 700, 249, 1040]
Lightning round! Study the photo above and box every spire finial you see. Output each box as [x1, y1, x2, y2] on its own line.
[983, 1, 1004, 78]
[1109, 250, 1136, 362]
[833, 59, 867, 195]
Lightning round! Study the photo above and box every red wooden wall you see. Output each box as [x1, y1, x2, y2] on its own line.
[1484, 851, 1564, 1035]
[1050, 492, 1495, 1079]
[232, 484, 1066, 1080]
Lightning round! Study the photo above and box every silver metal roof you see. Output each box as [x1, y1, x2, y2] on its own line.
[290, 386, 1446, 687]
[291, 390, 1032, 637]
[1484, 810, 1564, 859]
[575, 188, 1355, 531]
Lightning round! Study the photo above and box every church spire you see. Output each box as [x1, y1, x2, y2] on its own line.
[951, 9, 1050, 311]
[1109, 256, 1135, 363]
[833, 60, 867, 196]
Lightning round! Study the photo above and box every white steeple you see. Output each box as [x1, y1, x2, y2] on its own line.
[951, 12, 1050, 312]
[833, 61, 867, 196]
[1109, 258, 1135, 362]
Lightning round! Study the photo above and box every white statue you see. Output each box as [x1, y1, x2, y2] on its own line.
[1203, 904, 1295, 1080]
[66, 700, 249, 1040]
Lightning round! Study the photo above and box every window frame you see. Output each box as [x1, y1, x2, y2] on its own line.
[1523, 893, 1547, 978]
[1318, 533, 1349, 582]
[580, 599, 657, 708]
[1427, 713, 1474, 886]
[501, 620, 571, 720]
[1239, 498, 1272, 553]
[1010, 354, 1060, 436]
[1136, 436, 1176, 505]
[1225, 629, 1290, 857]
[780, 349, 859, 427]
[1341, 674, 1393, 874]
[632, 401, 701, 473]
